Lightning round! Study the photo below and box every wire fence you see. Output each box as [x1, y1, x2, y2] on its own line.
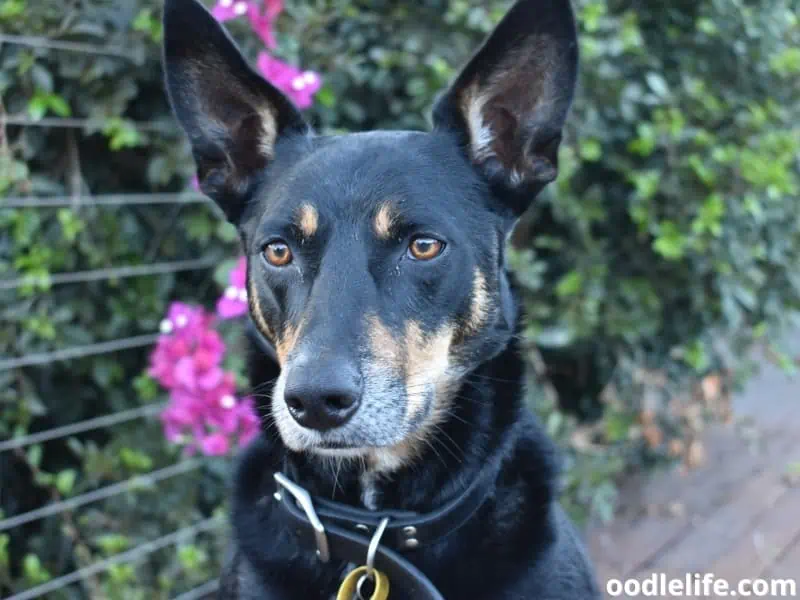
[2, 95, 227, 598]
[2, 192, 209, 209]
[0, 34, 133, 59]
[3, 518, 224, 600]
[1, 115, 174, 132]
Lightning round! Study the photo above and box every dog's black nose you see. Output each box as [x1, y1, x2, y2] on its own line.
[283, 363, 361, 431]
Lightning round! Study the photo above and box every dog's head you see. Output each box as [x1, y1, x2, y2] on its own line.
[163, 0, 577, 469]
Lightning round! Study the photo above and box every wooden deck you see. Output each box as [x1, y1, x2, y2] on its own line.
[587, 347, 800, 597]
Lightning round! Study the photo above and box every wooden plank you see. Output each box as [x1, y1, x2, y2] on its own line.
[588, 425, 797, 578]
[642, 466, 789, 573]
[710, 485, 800, 581]
[765, 536, 800, 589]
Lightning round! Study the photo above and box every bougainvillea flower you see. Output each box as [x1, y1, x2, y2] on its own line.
[200, 432, 231, 456]
[152, 301, 260, 456]
[247, 0, 283, 49]
[150, 309, 225, 392]
[211, 0, 250, 22]
[237, 397, 261, 445]
[257, 51, 322, 109]
[160, 302, 210, 335]
[216, 256, 249, 319]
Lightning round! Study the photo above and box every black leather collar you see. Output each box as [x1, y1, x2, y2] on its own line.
[272, 468, 494, 600]
[245, 317, 493, 599]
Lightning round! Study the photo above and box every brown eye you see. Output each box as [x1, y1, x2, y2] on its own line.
[409, 237, 445, 261]
[264, 241, 293, 267]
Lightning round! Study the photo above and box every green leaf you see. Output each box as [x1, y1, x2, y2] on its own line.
[0, 534, 9, 568]
[133, 375, 159, 402]
[556, 271, 584, 298]
[315, 86, 336, 108]
[23, 553, 51, 584]
[47, 94, 71, 117]
[27, 95, 48, 120]
[55, 469, 76, 495]
[696, 18, 718, 36]
[770, 48, 800, 77]
[178, 544, 207, 572]
[27, 444, 43, 468]
[216, 221, 238, 243]
[579, 139, 602, 162]
[185, 213, 214, 243]
[96, 534, 130, 555]
[0, 0, 25, 19]
[120, 447, 153, 472]
[653, 222, 687, 260]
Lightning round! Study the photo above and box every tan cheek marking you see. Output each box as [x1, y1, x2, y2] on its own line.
[452, 268, 492, 346]
[363, 317, 457, 475]
[369, 322, 455, 474]
[403, 321, 455, 423]
[275, 319, 304, 365]
[367, 315, 403, 371]
[248, 277, 274, 342]
[296, 204, 319, 239]
[373, 203, 397, 240]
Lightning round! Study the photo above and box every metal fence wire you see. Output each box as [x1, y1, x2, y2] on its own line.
[1, 34, 226, 598]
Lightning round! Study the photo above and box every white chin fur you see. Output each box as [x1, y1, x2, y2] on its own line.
[313, 447, 371, 458]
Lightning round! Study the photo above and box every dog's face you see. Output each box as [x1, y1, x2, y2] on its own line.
[240, 131, 513, 463]
[163, 0, 577, 469]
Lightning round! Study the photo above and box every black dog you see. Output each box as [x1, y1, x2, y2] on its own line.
[163, 0, 599, 597]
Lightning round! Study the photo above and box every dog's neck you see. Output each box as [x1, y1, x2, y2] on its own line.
[244, 332, 553, 515]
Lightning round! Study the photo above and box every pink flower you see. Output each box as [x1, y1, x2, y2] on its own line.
[248, 0, 283, 49]
[204, 374, 243, 435]
[149, 303, 223, 390]
[257, 52, 322, 110]
[211, 0, 283, 49]
[216, 257, 249, 319]
[161, 402, 195, 443]
[150, 299, 261, 455]
[165, 302, 210, 334]
[211, 0, 250, 22]
[174, 357, 225, 393]
[200, 432, 231, 456]
[237, 397, 261, 445]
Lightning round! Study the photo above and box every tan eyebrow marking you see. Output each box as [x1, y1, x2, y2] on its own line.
[296, 204, 318, 238]
[373, 202, 397, 240]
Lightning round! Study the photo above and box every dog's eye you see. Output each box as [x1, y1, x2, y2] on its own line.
[264, 241, 293, 267]
[408, 237, 445, 261]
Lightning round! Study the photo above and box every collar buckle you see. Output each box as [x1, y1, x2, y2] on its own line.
[274, 472, 331, 562]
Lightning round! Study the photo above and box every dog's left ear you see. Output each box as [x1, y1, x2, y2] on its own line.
[163, 0, 310, 224]
[433, 0, 578, 217]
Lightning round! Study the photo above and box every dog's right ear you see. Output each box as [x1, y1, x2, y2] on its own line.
[432, 0, 578, 218]
[163, 0, 309, 223]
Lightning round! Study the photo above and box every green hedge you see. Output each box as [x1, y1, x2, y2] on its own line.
[2, 0, 799, 596]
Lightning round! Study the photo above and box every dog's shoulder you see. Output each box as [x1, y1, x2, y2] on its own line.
[218, 543, 302, 600]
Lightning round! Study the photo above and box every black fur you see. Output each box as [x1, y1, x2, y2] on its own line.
[163, 0, 599, 597]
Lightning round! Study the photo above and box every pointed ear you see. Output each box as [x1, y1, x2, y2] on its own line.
[432, 0, 578, 216]
[162, 0, 310, 223]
